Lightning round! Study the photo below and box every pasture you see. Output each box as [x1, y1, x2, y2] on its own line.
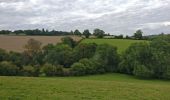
[82, 39, 147, 53]
[0, 73, 170, 100]
[0, 35, 81, 52]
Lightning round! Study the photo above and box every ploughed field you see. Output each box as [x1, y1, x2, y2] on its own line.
[82, 39, 147, 53]
[0, 36, 146, 53]
[0, 35, 81, 52]
[0, 73, 170, 100]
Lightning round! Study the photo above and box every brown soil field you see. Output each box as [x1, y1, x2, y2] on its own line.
[0, 35, 82, 52]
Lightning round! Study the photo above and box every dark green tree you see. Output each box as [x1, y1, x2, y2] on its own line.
[74, 29, 81, 36]
[134, 30, 143, 40]
[22, 39, 42, 65]
[73, 43, 97, 61]
[94, 44, 119, 72]
[44, 44, 74, 67]
[83, 29, 91, 38]
[93, 28, 105, 38]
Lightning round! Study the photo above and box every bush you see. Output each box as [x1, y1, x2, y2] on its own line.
[118, 42, 152, 75]
[133, 64, 153, 78]
[44, 44, 74, 67]
[73, 43, 97, 61]
[41, 64, 57, 76]
[79, 58, 97, 74]
[7, 51, 22, 67]
[61, 36, 77, 48]
[94, 44, 119, 72]
[62, 68, 71, 76]
[55, 65, 64, 76]
[119, 35, 170, 79]
[0, 49, 8, 62]
[162, 67, 170, 79]
[70, 62, 86, 76]
[0, 61, 19, 76]
[22, 65, 35, 76]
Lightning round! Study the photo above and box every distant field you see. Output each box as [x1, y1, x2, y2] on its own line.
[0, 35, 81, 52]
[0, 74, 170, 100]
[82, 39, 147, 53]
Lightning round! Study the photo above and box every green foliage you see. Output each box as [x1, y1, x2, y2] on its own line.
[93, 28, 105, 38]
[134, 30, 143, 40]
[44, 44, 74, 67]
[7, 51, 22, 67]
[71, 62, 86, 76]
[22, 65, 36, 76]
[23, 38, 42, 65]
[73, 43, 97, 61]
[0, 48, 8, 62]
[74, 29, 81, 36]
[79, 58, 96, 74]
[119, 35, 170, 79]
[133, 65, 154, 78]
[118, 42, 152, 74]
[41, 63, 57, 76]
[83, 29, 91, 38]
[94, 44, 119, 72]
[0, 35, 169, 80]
[115, 34, 123, 39]
[0, 61, 19, 76]
[61, 36, 77, 48]
[55, 65, 64, 76]
[24, 38, 42, 54]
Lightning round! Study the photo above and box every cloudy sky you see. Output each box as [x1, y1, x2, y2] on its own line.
[0, 0, 170, 35]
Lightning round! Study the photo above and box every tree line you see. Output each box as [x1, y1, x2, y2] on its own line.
[0, 28, 146, 40]
[0, 35, 169, 79]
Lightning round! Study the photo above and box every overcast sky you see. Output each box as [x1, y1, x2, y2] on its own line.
[0, 0, 170, 35]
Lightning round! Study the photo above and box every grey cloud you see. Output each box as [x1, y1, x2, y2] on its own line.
[0, 0, 170, 35]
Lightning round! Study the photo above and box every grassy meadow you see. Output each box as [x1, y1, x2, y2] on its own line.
[0, 74, 170, 100]
[82, 39, 147, 53]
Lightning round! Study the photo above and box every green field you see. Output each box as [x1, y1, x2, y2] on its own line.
[82, 39, 147, 53]
[0, 74, 170, 100]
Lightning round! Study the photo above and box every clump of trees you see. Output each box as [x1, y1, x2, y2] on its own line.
[0, 35, 170, 80]
[0, 36, 119, 77]
[119, 35, 170, 79]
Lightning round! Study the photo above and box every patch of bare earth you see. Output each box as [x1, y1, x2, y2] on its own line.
[0, 35, 82, 52]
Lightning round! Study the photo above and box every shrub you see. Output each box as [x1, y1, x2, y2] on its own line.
[73, 43, 97, 61]
[41, 63, 57, 76]
[55, 65, 64, 76]
[22, 65, 35, 76]
[0, 61, 19, 76]
[0, 49, 8, 62]
[133, 64, 153, 78]
[44, 44, 74, 67]
[61, 36, 77, 48]
[70, 62, 86, 76]
[162, 67, 170, 79]
[62, 68, 71, 76]
[79, 58, 96, 74]
[94, 44, 119, 72]
[118, 42, 152, 75]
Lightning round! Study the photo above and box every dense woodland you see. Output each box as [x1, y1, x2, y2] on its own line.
[0, 34, 170, 79]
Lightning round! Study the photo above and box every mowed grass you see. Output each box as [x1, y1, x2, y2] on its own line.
[82, 39, 147, 53]
[0, 74, 170, 100]
[0, 35, 81, 52]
